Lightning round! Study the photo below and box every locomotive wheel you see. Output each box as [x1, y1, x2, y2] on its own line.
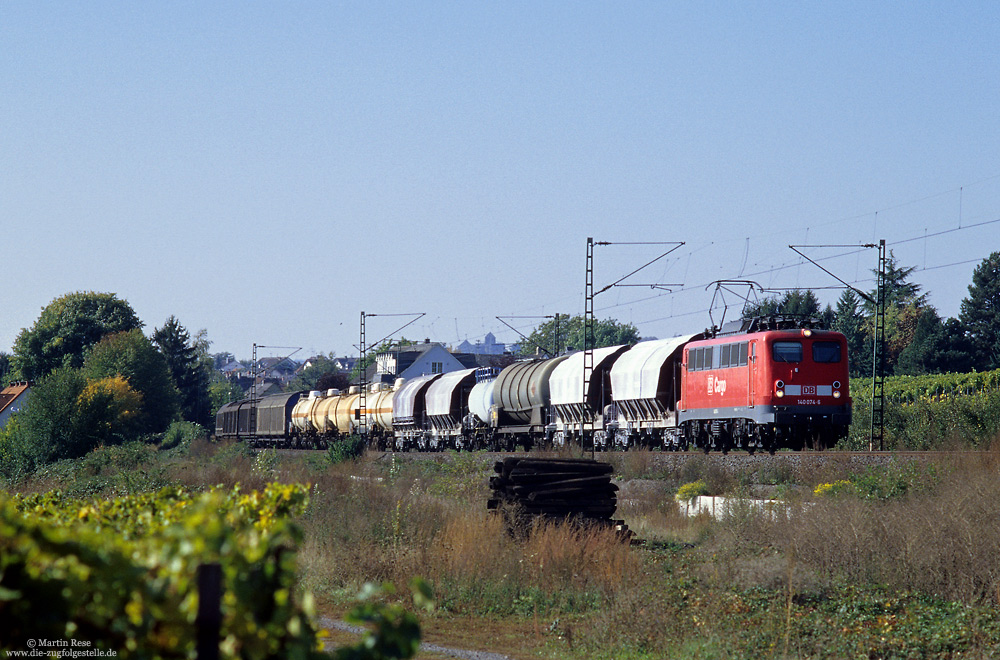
[719, 429, 733, 455]
[699, 424, 711, 454]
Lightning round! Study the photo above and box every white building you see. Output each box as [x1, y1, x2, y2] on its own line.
[0, 382, 31, 428]
[372, 341, 468, 380]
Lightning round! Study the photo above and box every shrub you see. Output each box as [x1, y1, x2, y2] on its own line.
[676, 479, 710, 502]
[253, 448, 278, 476]
[0, 416, 32, 484]
[334, 580, 433, 660]
[160, 421, 205, 451]
[678, 456, 734, 494]
[328, 435, 366, 464]
[813, 480, 854, 497]
[0, 484, 324, 658]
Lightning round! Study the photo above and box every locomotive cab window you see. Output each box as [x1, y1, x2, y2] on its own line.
[812, 341, 842, 363]
[772, 341, 803, 363]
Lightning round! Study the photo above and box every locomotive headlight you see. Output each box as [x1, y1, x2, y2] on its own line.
[833, 381, 841, 389]
[775, 380, 784, 390]
[833, 391, 841, 399]
[775, 390, 785, 398]
[803, 329, 812, 337]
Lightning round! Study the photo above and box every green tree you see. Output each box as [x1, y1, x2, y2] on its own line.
[742, 289, 823, 321]
[832, 289, 871, 377]
[741, 295, 781, 319]
[958, 251, 1000, 371]
[73, 376, 145, 448]
[896, 308, 945, 375]
[864, 253, 931, 375]
[0, 352, 11, 387]
[81, 330, 180, 434]
[11, 292, 142, 381]
[781, 289, 822, 316]
[152, 316, 212, 426]
[6, 367, 89, 467]
[2, 367, 158, 478]
[894, 310, 977, 375]
[819, 303, 836, 329]
[0, 413, 29, 482]
[287, 355, 349, 393]
[867, 252, 929, 310]
[932, 318, 977, 373]
[517, 314, 640, 357]
[208, 379, 246, 417]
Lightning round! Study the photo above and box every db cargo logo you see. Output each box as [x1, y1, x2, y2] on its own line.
[802, 385, 816, 395]
[707, 376, 727, 396]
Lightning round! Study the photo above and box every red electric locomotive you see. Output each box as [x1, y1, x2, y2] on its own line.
[677, 317, 852, 453]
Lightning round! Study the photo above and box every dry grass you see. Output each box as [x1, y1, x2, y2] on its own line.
[13, 423, 1000, 660]
[161, 442, 1000, 653]
[296, 458, 641, 618]
[711, 450, 1000, 606]
[616, 478, 709, 544]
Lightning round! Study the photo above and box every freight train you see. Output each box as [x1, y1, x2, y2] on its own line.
[215, 316, 852, 454]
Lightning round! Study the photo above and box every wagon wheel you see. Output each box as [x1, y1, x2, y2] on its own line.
[593, 430, 608, 451]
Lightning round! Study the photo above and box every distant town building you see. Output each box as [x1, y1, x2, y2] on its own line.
[456, 332, 516, 356]
[219, 360, 246, 378]
[331, 356, 358, 373]
[253, 357, 299, 384]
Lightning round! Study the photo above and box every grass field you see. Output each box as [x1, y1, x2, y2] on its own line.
[9, 438, 1000, 659]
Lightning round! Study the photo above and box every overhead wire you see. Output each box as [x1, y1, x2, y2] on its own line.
[482, 176, 1000, 346]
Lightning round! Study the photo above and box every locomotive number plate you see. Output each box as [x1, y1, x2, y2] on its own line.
[798, 399, 820, 405]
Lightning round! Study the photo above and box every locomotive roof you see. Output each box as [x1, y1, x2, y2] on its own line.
[709, 315, 827, 338]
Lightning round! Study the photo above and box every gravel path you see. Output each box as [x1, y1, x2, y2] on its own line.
[319, 617, 514, 660]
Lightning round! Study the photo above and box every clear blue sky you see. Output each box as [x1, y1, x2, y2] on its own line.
[3, 2, 999, 361]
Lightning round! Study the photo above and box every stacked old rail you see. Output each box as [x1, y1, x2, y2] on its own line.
[488, 457, 627, 535]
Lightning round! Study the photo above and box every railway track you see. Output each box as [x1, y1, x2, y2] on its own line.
[275, 447, 971, 466]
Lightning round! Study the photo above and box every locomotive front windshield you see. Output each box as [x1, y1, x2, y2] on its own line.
[772, 341, 803, 363]
[812, 341, 842, 363]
